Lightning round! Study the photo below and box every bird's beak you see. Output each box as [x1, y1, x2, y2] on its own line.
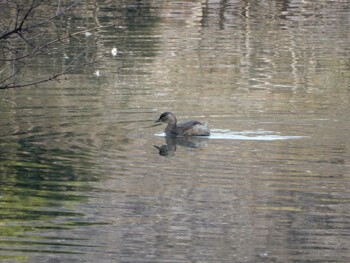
[155, 118, 161, 123]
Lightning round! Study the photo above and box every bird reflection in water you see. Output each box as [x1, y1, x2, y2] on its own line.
[154, 136, 209, 157]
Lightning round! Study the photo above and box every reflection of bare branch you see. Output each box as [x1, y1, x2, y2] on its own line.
[27, 0, 82, 33]
[56, 0, 62, 16]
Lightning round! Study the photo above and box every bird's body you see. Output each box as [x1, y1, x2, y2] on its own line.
[156, 112, 210, 137]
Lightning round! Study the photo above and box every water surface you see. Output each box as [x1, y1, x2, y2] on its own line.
[1, 0, 350, 262]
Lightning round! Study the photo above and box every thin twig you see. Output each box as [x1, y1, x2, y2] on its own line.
[0, 1, 112, 90]
[0, 58, 100, 89]
[0, 2, 39, 40]
[0, 37, 102, 89]
[0, 67, 20, 86]
[28, 0, 82, 30]
[0, 24, 112, 62]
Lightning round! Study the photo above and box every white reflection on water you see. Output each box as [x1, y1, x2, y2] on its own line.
[155, 129, 306, 141]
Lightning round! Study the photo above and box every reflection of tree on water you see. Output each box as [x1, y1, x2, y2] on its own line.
[0, 132, 96, 249]
[154, 136, 209, 157]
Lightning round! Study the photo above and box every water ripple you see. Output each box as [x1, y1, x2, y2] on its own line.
[155, 129, 307, 141]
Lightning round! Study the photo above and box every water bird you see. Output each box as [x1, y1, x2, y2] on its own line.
[155, 112, 210, 136]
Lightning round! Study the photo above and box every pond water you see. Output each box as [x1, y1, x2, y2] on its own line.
[1, 0, 350, 262]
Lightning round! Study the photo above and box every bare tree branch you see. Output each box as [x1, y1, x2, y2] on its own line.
[0, 60, 98, 89]
[0, 40, 102, 89]
[0, 0, 115, 90]
[0, 25, 111, 62]
[0, 1, 40, 40]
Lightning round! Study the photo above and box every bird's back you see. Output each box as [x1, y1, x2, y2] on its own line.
[176, 120, 210, 136]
